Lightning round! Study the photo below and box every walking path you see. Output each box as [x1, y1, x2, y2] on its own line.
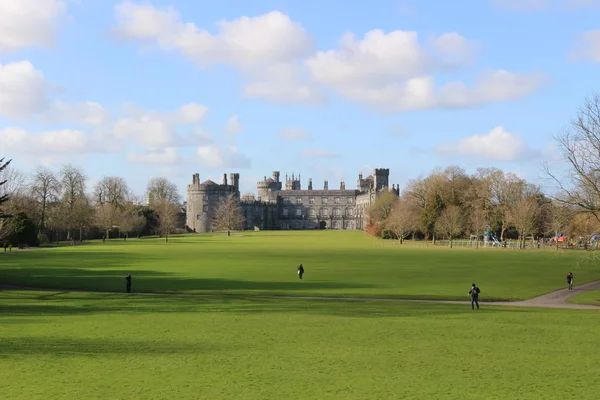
[2, 281, 600, 309]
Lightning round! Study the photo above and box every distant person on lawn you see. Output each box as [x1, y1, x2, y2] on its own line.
[297, 264, 304, 280]
[566, 272, 574, 290]
[468, 283, 480, 310]
[125, 273, 132, 293]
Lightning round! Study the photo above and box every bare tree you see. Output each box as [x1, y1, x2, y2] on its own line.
[212, 194, 245, 236]
[146, 177, 181, 206]
[385, 195, 419, 244]
[94, 176, 130, 208]
[434, 205, 465, 248]
[544, 93, 600, 222]
[0, 158, 13, 243]
[544, 202, 573, 249]
[508, 197, 540, 249]
[469, 208, 490, 249]
[30, 167, 61, 234]
[95, 203, 120, 240]
[367, 191, 398, 225]
[0, 161, 25, 199]
[59, 164, 89, 240]
[489, 171, 525, 241]
[155, 199, 180, 242]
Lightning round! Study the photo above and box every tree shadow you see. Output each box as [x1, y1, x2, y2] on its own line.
[0, 336, 225, 357]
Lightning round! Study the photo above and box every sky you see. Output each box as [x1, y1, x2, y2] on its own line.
[2, 0, 600, 199]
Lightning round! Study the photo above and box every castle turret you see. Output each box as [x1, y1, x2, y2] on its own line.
[229, 173, 239, 191]
[223, 173, 228, 185]
[340, 181, 345, 190]
[374, 168, 389, 192]
[308, 178, 312, 190]
[324, 180, 328, 190]
[272, 171, 280, 183]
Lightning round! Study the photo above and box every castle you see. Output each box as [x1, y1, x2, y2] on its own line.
[185, 169, 399, 233]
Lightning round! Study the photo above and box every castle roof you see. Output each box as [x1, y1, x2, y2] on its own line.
[364, 175, 373, 180]
[201, 179, 217, 185]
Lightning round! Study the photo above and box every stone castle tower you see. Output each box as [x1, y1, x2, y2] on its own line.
[186, 172, 240, 233]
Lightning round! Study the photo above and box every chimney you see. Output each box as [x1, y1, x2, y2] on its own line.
[359, 173, 363, 180]
[223, 173, 228, 185]
[340, 181, 345, 190]
[324, 180, 328, 190]
[193, 173, 200, 184]
[308, 178, 312, 190]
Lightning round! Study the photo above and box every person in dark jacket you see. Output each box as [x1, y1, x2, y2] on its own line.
[566, 272, 574, 290]
[297, 264, 304, 280]
[125, 273, 132, 293]
[468, 283, 480, 310]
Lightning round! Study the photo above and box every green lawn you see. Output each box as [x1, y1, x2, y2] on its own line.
[0, 231, 596, 301]
[569, 289, 600, 305]
[1, 291, 599, 399]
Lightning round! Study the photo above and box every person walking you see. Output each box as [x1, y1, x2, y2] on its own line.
[125, 273, 132, 293]
[468, 283, 480, 310]
[297, 264, 304, 280]
[566, 272, 574, 290]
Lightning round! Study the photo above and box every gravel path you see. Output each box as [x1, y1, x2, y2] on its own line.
[2, 281, 600, 309]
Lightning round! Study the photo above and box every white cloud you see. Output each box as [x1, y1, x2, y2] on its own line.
[112, 116, 174, 147]
[569, 30, 600, 62]
[113, 2, 314, 68]
[45, 100, 110, 125]
[0, 0, 67, 54]
[127, 147, 181, 165]
[278, 128, 312, 140]
[0, 61, 50, 119]
[304, 30, 543, 111]
[196, 145, 251, 169]
[179, 103, 208, 123]
[389, 124, 406, 138]
[0, 127, 114, 156]
[224, 114, 243, 139]
[302, 148, 339, 158]
[436, 126, 531, 161]
[243, 63, 324, 104]
[431, 32, 478, 67]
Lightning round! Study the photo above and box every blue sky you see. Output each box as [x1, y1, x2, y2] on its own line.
[2, 0, 600, 198]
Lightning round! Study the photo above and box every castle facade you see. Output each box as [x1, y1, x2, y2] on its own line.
[185, 169, 399, 233]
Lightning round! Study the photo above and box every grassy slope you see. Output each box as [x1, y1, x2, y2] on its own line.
[569, 289, 600, 305]
[1, 291, 599, 400]
[1, 231, 598, 301]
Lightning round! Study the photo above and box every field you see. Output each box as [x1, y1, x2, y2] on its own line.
[1, 231, 598, 301]
[2, 231, 600, 399]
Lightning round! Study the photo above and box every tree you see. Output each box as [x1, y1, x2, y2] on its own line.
[0, 158, 13, 243]
[544, 93, 600, 222]
[94, 176, 130, 208]
[59, 164, 89, 240]
[508, 197, 540, 249]
[385, 196, 419, 244]
[146, 177, 181, 205]
[434, 205, 464, 248]
[0, 161, 25, 199]
[365, 191, 398, 236]
[469, 208, 490, 249]
[489, 171, 525, 241]
[95, 203, 120, 240]
[212, 194, 245, 236]
[155, 199, 181, 242]
[544, 202, 572, 249]
[30, 167, 61, 234]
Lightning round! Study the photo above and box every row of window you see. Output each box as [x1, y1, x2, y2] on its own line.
[288, 197, 354, 205]
[282, 208, 354, 217]
[281, 221, 355, 229]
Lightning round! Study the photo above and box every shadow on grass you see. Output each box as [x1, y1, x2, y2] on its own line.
[0, 291, 537, 325]
[0, 336, 222, 357]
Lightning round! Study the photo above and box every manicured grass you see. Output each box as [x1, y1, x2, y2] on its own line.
[1, 231, 597, 301]
[1, 291, 599, 399]
[569, 289, 600, 305]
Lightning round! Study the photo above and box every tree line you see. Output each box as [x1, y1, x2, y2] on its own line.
[367, 94, 600, 249]
[0, 162, 184, 247]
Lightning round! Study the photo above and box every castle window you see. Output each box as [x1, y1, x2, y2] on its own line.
[202, 205, 208, 212]
[309, 197, 315, 204]
[322, 197, 328, 204]
[321, 208, 328, 217]
[308, 208, 315, 217]
[348, 197, 354, 204]
[296, 197, 302, 204]
[296, 208, 302, 216]
[334, 197, 340, 204]
[196, 214, 202, 220]
[346, 208, 354, 216]
[334, 208, 341, 216]
[283, 208, 289, 216]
